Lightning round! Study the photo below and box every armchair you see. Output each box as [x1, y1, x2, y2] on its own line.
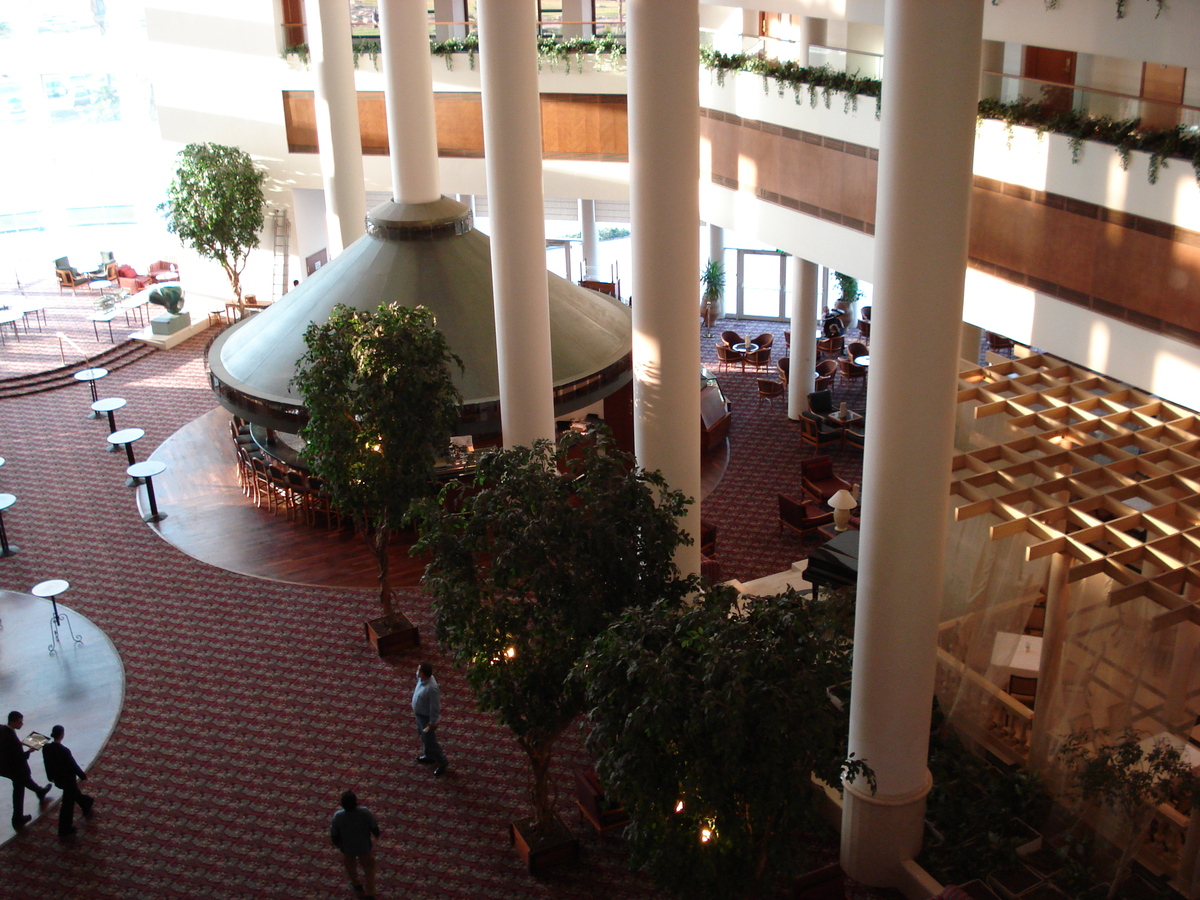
[715, 342, 744, 372]
[847, 341, 869, 362]
[800, 455, 851, 502]
[807, 389, 835, 416]
[816, 334, 844, 359]
[777, 356, 790, 384]
[838, 356, 868, 387]
[116, 263, 153, 292]
[55, 267, 90, 294]
[757, 378, 785, 405]
[744, 344, 771, 370]
[814, 359, 838, 392]
[148, 260, 180, 283]
[799, 413, 842, 451]
[778, 493, 833, 538]
[752, 332, 774, 349]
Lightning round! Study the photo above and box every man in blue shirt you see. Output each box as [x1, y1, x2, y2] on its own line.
[411, 662, 448, 776]
[330, 790, 380, 899]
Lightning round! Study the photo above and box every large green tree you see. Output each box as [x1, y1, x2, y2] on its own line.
[293, 303, 462, 621]
[579, 586, 874, 900]
[414, 431, 696, 830]
[160, 142, 266, 305]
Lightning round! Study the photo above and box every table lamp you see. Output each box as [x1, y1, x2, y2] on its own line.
[829, 489, 858, 532]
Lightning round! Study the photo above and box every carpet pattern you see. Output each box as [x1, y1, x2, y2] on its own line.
[0, 320, 871, 898]
[699, 320, 866, 583]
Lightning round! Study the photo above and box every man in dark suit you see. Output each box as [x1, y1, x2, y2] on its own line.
[42, 725, 94, 837]
[0, 710, 50, 829]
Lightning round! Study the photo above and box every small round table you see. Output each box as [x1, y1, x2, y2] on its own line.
[853, 354, 870, 367]
[107, 428, 145, 484]
[0, 492, 16, 557]
[74, 368, 109, 418]
[92, 398, 127, 450]
[128, 460, 167, 522]
[32, 578, 81, 654]
[732, 342, 759, 354]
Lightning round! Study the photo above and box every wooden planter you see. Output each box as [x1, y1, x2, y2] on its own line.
[365, 613, 419, 657]
[510, 813, 578, 875]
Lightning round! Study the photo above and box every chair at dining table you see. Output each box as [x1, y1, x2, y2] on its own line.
[715, 342, 745, 372]
[847, 341, 869, 362]
[777, 356, 790, 385]
[816, 334, 844, 360]
[757, 378, 785, 406]
[839, 356, 868, 388]
[744, 343, 771, 371]
[814, 359, 837, 392]
[720, 329, 743, 348]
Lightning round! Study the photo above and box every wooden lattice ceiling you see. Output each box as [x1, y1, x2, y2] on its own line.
[951, 353, 1200, 631]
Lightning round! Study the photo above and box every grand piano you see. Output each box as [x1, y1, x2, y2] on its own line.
[805, 529, 860, 600]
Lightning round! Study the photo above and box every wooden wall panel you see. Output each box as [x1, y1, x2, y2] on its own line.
[282, 91, 624, 160]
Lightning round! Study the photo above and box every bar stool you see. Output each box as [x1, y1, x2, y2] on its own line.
[127, 460, 167, 522]
[92, 398, 127, 450]
[107, 428, 145, 485]
[74, 367, 109, 418]
[0, 492, 17, 557]
[32, 579, 81, 654]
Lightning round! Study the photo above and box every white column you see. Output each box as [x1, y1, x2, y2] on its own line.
[796, 17, 826, 66]
[433, 0, 465, 41]
[379, 0, 441, 204]
[477, 0, 556, 448]
[707, 224, 724, 267]
[579, 199, 600, 280]
[788, 256, 818, 419]
[304, 0, 366, 256]
[960, 322, 982, 364]
[562, 0, 592, 38]
[456, 193, 477, 219]
[629, 0, 701, 577]
[840, 0, 985, 887]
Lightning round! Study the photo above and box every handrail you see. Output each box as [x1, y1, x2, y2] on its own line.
[981, 69, 1200, 129]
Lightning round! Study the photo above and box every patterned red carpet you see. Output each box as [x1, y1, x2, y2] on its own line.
[0, 322, 866, 899]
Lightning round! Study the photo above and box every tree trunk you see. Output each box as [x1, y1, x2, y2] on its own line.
[1108, 812, 1154, 900]
[521, 737, 558, 829]
[367, 523, 394, 621]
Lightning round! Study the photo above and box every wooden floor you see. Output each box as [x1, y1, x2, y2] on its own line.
[140, 407, 424, 588]
[0, 590, 124, 847]
[140, 407, 729, 589]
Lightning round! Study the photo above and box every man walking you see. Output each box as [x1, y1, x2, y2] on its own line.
[0, 711, 50, 829]
[330, 790, 379, 899]
[42, 725, 94, 837]
[412, 662, 448, 776]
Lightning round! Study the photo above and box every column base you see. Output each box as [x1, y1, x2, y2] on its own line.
[840, 769, 932, 887]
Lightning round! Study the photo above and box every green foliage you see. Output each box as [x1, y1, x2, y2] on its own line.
[700, 46, 883, 119]
[578, 587, 873, 900]
[700, 259, 725, 300]
[160, 142, 266, 303]
[1059, 728, 1200, 899]
[833, 272, 860, 306]
[292, 303, 462, 619]
[414, 431, 696, 827]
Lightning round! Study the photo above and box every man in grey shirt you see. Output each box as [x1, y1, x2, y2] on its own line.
[330, 790, 380, 899]
[411, 662, 449, 776]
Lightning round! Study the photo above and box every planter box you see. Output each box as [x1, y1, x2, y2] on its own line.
[1006, 817, 1043, 857]
[1020, 846, 1062, 879]
[956, 880, 1003, 900]
[365, 614, 419, 657]
[510, 813, 579, 875]
[1019, 884, 1066, 900]
[987, 864, 1041, 900]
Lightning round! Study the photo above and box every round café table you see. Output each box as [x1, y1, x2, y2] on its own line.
[74, 368, 109, 418]
[0, 493, 16, 557]
[107, 428, 145, 484]
[127, 460, 167, 523]
[32, 579, 81, 654]
[92, 398, 127, 450]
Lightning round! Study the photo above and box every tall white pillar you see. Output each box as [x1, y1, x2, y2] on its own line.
[579, 199, 600, 279]
[707, 224, 724, 267]
[433, 0, 465, 41]
[477, 0, 556, 448]
[629, 0, 701, 577]
[840, 0, 985, 887]
[796, 17, 826, 66]
[788, 255, 818, 419]
[562, 0, 592, 39]
[304, 0, 366, 256]
[379, 0, 441, 204]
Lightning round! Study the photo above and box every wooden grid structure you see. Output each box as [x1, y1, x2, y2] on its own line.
[951, 353, 1200, 631]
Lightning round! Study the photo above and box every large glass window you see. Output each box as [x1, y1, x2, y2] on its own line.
[735, 250, 787, 319]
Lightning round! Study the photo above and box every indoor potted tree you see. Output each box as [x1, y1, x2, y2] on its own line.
[578, 585, 874, 900]
[1058, 727, 1200, 900]
[700, 259, 725, 334]
[160, 142, 266, 317]
[414, 430, 696, 873]
[292, 302, 462, 656]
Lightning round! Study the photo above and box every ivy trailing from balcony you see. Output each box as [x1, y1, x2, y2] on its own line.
[700, 46, 883, 118]
[284, 34, 625, 74]
[702, 48, 1200, 187]
[976, 97, 1200, 185]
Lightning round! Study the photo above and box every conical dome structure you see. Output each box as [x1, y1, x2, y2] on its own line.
[207, 196, 632, 434]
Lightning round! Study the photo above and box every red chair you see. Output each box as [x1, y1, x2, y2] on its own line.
[778, 493, 833, 538]
[801, 455, 851, 502]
